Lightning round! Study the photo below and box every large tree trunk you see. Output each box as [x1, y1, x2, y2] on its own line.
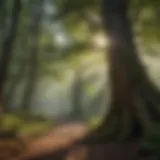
[78, 0, 160, 143]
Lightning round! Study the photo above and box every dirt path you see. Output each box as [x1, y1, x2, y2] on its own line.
[12, 123, 87, 160]
[2, 123, 155, 160]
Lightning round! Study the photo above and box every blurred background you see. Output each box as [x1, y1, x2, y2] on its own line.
[0, 0, 160, 136]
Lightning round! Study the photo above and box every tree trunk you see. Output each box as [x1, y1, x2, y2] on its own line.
[21, 1, 44, 112]
[0, 0, 21, 113]
[5, 15, 30, 111]
[5, 58, 26, 111]
[70, 67, 84, 120]
[78, 0, 160, 144]
[0, 0, 6, 51]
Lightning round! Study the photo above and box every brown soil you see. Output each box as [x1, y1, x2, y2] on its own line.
[0, 123, 156, 160]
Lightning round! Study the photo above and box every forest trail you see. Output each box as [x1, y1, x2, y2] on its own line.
[0, 123, 156, 160]
[24, 123, 157, 160]
[0, 123, 87, 160]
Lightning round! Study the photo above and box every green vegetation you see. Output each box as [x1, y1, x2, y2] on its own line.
[0, 113, 52, 136]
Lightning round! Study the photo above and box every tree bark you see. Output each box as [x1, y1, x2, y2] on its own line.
[77, 0, 160, 144]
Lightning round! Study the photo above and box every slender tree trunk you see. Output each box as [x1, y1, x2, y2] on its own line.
[21, 1, 44, 112]
[0, 0, 6, 51]
[5, 59, 26, 111]
[0, 0, 21, 114]
[5, 14, 30, 111]
[78, 0, 160, 144]
[70, 67, 84, 120]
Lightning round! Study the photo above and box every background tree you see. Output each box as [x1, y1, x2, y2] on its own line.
[70, 67, 84, 120]
[21, 0, 44, 112]
[0, 0, 21, 113]
[4, 2, 30, 111]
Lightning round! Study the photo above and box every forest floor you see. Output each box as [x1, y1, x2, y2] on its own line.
[0, 122, 88, 160]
